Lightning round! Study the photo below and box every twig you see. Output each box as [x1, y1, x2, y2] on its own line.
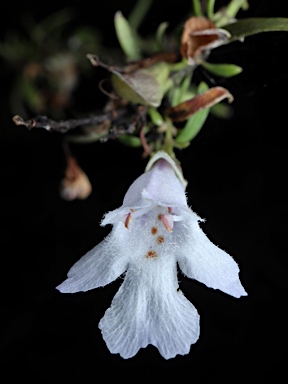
[12, 114, 109, 133]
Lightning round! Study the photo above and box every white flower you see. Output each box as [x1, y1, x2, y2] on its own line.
[56, 150, 247, 359]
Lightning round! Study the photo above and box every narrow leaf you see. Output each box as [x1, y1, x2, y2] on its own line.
[168, 85, 233, 122]
[211, 102, 233, 118]
[175, 82, 209, 143]
[223, 18, 288, 43]
[111, 69, 164, 107]
[118, 134, 142, 147]
[192, 0, 203, 16]
[207, 0, 216, 19]
[174, 82, 234, 143]
[156, 22, 169, 50]
[128, 0, 153, 30]
[175, 106, 210, 143]
[87, 54, 172, 107]
[222, 0, 249, 21]
[114, 11, 141, 60]
[202, 61, 243, 77]
[148, 107, 164, 126]
[197, 81, 209, 94]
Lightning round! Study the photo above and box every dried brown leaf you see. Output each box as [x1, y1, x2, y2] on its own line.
[180, 16, 230, 64]
[167, 86, 234, 122]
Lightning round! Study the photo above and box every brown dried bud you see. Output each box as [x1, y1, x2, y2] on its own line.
[60, 156, 92, 201]
[180, 16, 230, 64]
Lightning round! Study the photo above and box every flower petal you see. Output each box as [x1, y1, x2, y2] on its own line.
[176, 211, 247, 298]
[122, 156, 188, 208]
[99, 257, 199, 359]
[145, 150, 187, 188]
[56, 224, 129, 293]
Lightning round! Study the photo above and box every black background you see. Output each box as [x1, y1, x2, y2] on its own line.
[1, 0, 288, 382]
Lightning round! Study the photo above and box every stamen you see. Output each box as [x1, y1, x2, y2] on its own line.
[160, 214, 174, 232]
[124, 212, 132, 228]
[146, 250, 157, 258]
[157, 236, 165, 244]
[168, 207, 172, 213]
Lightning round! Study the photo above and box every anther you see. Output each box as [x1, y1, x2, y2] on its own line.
[160, 214, 174, 232]
[124, 212, 132, 228]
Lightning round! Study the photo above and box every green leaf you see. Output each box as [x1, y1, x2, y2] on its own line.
[169, 87, 182, 108]
[223, 18, 288, 43]
[145, 61, 173, 93]
[111, 62, 171, 107]
[168, 70, 195, 107]
[128, 0, 153, 30]
[114, 11, 141, 60]
[175, 108, 209, 144]
[213, 1, 249, 27]
[223, 1, 248, 21]
[118, 135, 142, 147]
[201, 61, 243, 77]
[197, 81, 209, 94]
[111, 70, 163, 107]
[156, 22, 169, 51]
[175, 82, 209, 144]
[148, 107, 164, 126]
[192, 0, 203, 16]
[211, 102, 233, 118]
[207, 0, 216, 19]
